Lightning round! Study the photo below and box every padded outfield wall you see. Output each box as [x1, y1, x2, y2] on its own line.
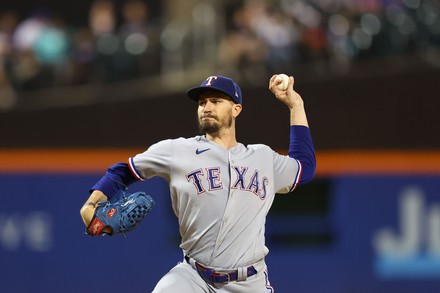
[1, 150, 440, 293]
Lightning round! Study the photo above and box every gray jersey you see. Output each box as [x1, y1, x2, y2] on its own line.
[129, 135, 301, 269]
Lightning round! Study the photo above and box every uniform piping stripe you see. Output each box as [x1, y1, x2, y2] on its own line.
[289, 159, 302, 192]
[128, 157, 145, 181]
[264, 270, 275, 293]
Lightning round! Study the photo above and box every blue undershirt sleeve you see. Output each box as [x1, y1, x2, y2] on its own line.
[90, 162, 139, 199]
[288, 125, 316, 185]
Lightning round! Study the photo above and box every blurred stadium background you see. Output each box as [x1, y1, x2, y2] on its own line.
[0, 0, 439, 292]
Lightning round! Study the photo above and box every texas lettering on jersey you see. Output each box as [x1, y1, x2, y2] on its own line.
[185, 166, 269, 200]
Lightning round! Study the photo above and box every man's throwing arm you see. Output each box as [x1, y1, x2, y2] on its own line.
[288, 125, 316, 185]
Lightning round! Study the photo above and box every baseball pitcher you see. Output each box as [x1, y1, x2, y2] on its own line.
[80, 74, 316, 292]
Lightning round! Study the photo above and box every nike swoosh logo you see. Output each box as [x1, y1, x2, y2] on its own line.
[196, 148, 210, 155]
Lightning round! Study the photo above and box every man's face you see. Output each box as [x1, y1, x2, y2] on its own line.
[197, 91, 238, 134]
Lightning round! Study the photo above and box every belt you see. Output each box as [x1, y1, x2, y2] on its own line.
[184, 255, 257, 284]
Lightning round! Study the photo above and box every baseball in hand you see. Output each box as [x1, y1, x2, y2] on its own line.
[275, 74, 289, 90]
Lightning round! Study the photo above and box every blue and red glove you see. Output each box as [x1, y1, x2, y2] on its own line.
[86, 189, 155, 236]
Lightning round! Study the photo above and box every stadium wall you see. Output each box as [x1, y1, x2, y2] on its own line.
[1, 150, 440, 293]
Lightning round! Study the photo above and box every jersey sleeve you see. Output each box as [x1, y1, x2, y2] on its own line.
[90, 162, 139, 198]
[272, 151, 302, 194]
[128, 139, 172, 182]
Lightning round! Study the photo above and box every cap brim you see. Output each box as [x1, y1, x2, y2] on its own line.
[186, 86, 236, 103]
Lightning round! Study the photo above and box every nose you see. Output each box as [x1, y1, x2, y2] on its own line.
[202, 100, 214, 113]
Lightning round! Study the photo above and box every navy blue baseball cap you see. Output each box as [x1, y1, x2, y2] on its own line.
[186, 76, 242, 104]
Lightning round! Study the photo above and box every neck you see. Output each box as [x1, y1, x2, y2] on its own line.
[205, 128, 237, 150]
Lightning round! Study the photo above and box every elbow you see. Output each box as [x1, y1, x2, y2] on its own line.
[298, 156, 316, 185]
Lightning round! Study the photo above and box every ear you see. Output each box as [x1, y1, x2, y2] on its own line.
[232, 104, 242, 118]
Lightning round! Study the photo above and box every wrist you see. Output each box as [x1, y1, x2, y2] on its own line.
[89, 190, 108, 202]
[85, 201, 97, 207]
[288, 98, 304, 110]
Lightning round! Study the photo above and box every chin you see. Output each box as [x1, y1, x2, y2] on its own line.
[198, 122, 220, 134]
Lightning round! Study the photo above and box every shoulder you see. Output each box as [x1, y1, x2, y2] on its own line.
[243, 144, 289, 159]
[169, 136, 201, 146]
[237, 143, 275, 156]
[147, 136, 201, 151]
[151, 136, 198, 146]
[245, 143, 273, 152]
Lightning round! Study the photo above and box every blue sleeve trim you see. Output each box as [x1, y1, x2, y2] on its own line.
[288, 125, 316, 185]
[90, 162, 139, 199]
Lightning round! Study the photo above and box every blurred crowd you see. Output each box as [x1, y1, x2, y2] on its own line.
[219, 0, 440, 81]
[0, 0, 439, 108]
[0, 0, 160, 93]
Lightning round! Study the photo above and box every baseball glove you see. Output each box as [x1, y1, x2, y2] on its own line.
[86, 190, 155, 236]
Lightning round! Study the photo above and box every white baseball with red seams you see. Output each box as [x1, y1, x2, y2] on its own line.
[275, 74, 289, 90]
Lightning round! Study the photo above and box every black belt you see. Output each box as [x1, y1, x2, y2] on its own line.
[184, 255, 257, 284]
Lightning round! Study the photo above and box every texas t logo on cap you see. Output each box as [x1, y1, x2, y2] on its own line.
[205, 76, 218, 86]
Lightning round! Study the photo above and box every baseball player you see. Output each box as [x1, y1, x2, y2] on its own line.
[80, 74, 316, 292]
